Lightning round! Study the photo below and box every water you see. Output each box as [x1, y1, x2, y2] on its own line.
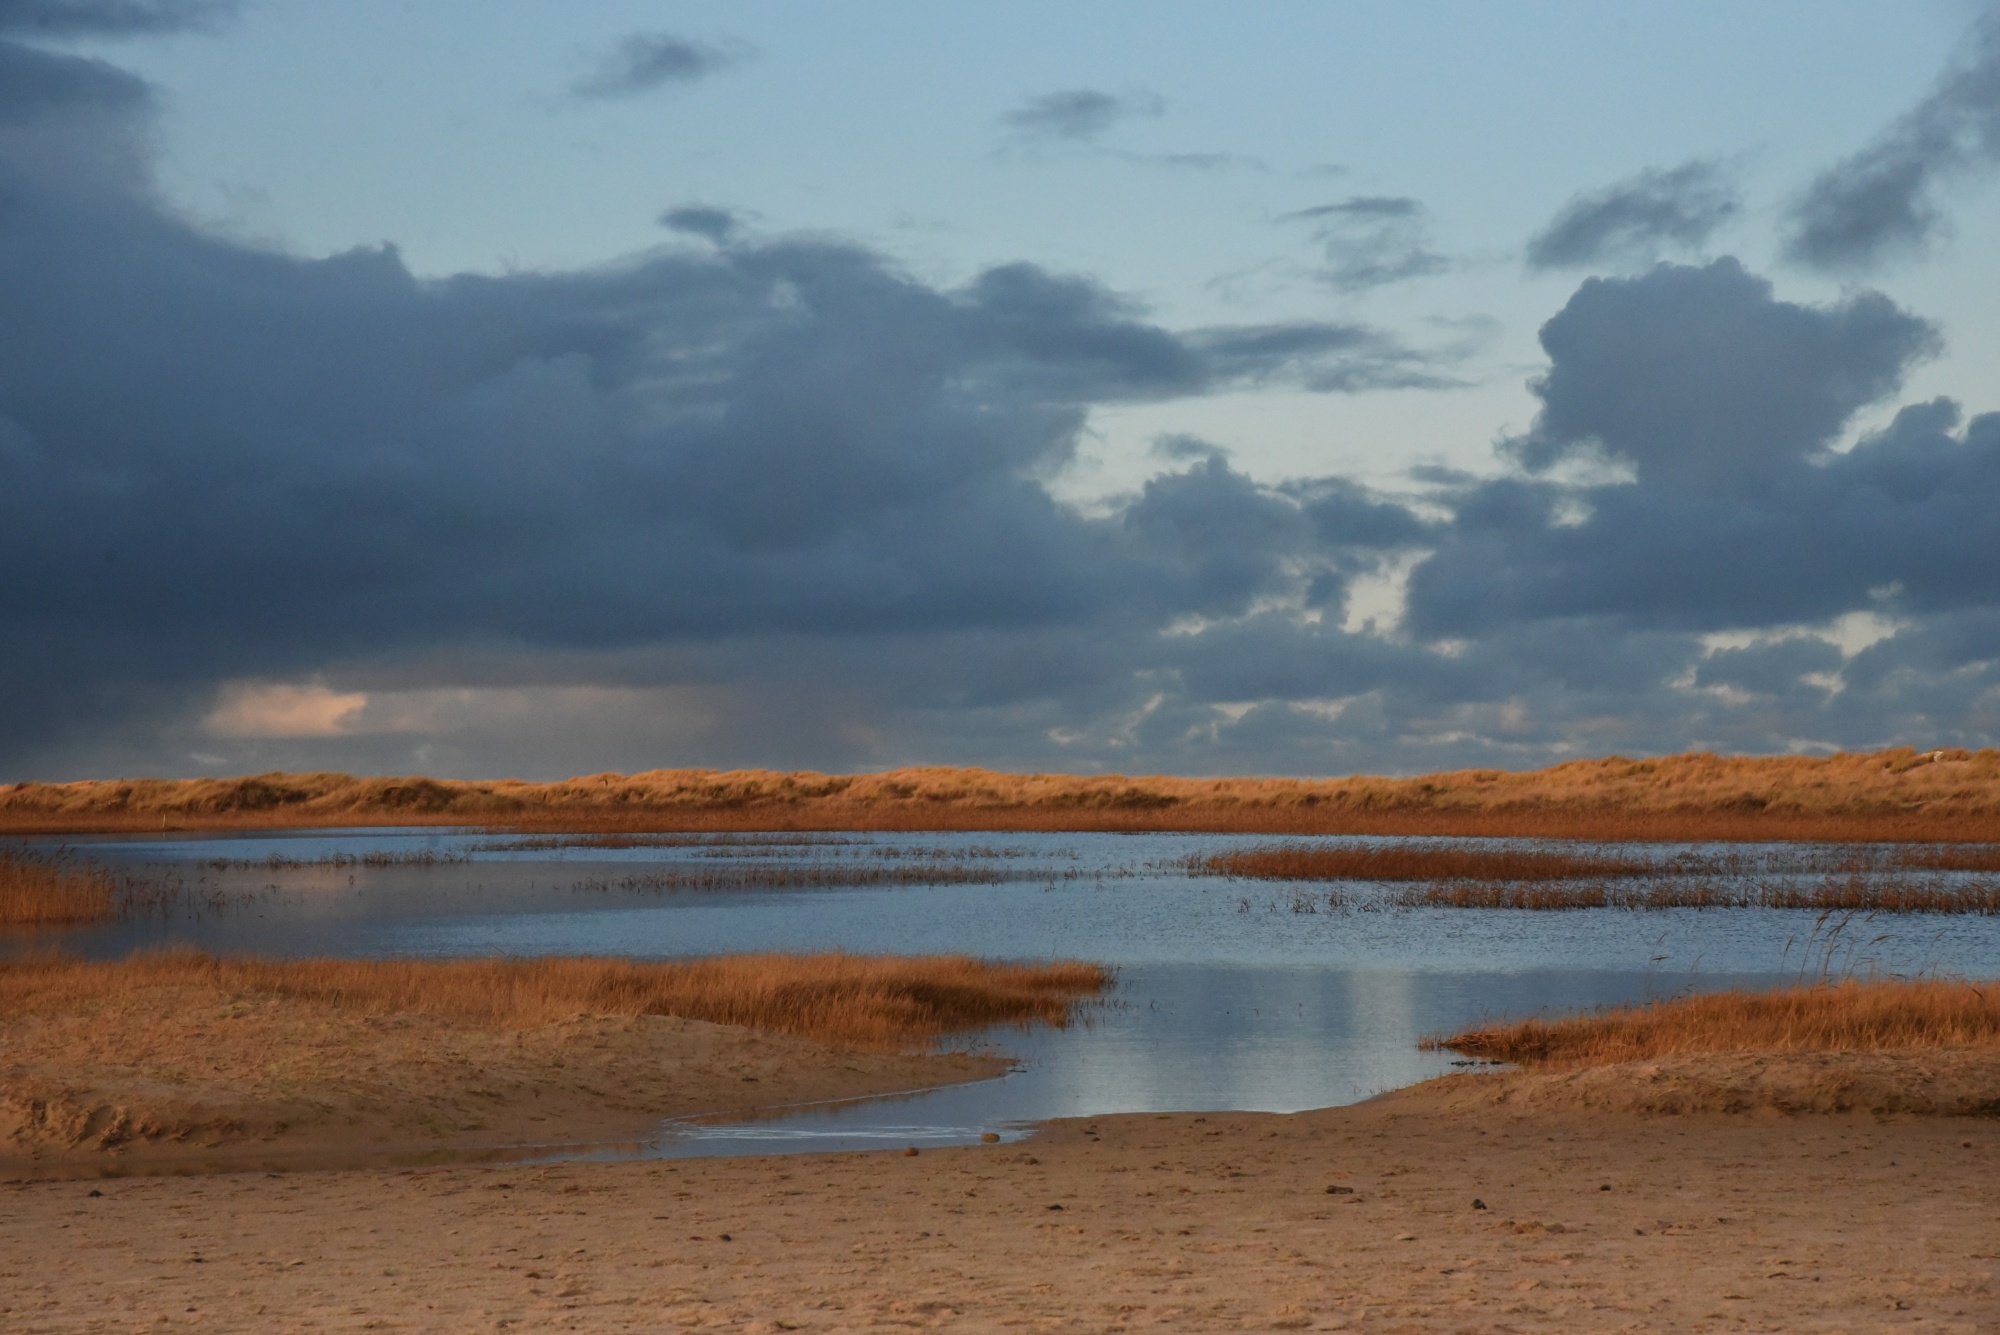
[13, 828, 2000, 1157]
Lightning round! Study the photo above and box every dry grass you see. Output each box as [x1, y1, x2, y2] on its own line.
[1193, 842, 1654, 882]
[571, 864, 1010, 894]
[1401, 877, 2000, 913]
[1426, 978, 2000, 1067]
[8, 748, 2000, 840]
[0, 853, 116, 927]
[0, 950, 1109, 1050]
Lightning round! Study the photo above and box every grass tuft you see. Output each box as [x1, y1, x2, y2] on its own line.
[1426, 979, 2000, 1067]
[0, 950, 1110, 1050]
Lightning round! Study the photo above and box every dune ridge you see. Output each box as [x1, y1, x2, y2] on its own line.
[7, 746, 2000, 839]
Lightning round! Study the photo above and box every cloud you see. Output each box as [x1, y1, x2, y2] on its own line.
[1001, 88, 1162, 141]
[570, 31, 745, 101]
[1279, 196, 1449, 293]
[0, 58, 1465, 775]
[1410, 260, 1976, 641]
[0, 33, 149, 120]
[12, 38, 2000, 780]
[0, 0, 235, 35]
[1784, 10, 2000, 269]
[206, 683, 369, 738]
[1525, 160, 1740, 271]
[658, 205, 738, 244]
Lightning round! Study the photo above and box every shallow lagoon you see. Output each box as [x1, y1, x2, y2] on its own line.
[18, 828, 2000, 1154]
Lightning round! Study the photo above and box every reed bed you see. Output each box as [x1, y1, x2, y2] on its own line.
[572, 863, 1012, 894]
[0, 950, 1110, 1050]
[1425, 978, 2000, 1067]
[1190, 842, 1658, 883]
[1398, 877, 2000, 914]
[203, 849, 469, 872]
[0, 852, 117, 926]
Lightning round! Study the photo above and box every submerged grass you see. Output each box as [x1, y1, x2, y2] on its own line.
[1201, 840, 2000, 914]
[572, 863, 1013, 894]
[0, 950, 1111, 1050]
[0, 852, 116, 926]
[1400, 877, 2000, 913]
[1426, 978, 2000, 1067]
[1192, 842, 1657, 883]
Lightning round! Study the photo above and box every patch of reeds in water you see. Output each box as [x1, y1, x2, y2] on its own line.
[203, 849, 469, 872]
[0, 851, 116, 926]
[1190, 842, 1658, 883]
[1401, 877, 2000, 914]
[1197, 841, 2000, 914]
[573, 862, 1012, 894]
[1425, 978, 2000, 1067]
[0, 950, 1110, 1050]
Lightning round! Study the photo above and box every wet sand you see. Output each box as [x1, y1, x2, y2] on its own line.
[4, 1078, 1995, 1333]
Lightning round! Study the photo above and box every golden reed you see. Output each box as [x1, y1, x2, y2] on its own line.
[0, 950, 1110, 1050]
[1428, 978, 2000, 1067]
[0, 852, 115, 927]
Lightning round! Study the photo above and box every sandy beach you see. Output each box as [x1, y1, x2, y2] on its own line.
[3, 1073, 1995, 1333]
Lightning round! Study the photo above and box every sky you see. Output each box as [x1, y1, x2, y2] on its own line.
[4, 0, 2000, 781]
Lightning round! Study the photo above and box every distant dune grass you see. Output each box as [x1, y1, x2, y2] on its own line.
[0, 951, 1111, 1050]
[5, 747, 2000, 840]
[1427, 979, 2000, 1067]
[0, 853, 116, 927]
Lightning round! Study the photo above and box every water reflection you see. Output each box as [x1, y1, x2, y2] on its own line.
[11, 828, 2000, 1158]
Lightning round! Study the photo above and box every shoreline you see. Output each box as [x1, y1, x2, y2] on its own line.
[3, 1084, 1993, 1332]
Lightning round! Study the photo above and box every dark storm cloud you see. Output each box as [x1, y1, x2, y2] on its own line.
[1279, 196, 1449, 293]
[0, 34, 148, 118]
[15, 36, 2000, 780]
[1525, 160, 1740, 271]
[1408, 260, 1995, 641]
[0, 0, 232, 34]
[1000, 89, 1162, 140]
[570, 31, 745, 101]
[1784, 10, 2000, 269]
[0, 62, 1454, 766]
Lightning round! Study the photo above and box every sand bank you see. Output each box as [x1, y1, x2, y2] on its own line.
[3, 1082, 1994, 1332]
[0, 957, 1072, 1174]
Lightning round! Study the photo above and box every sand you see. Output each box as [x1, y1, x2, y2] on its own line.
[6, 993, 1998, 1330]
[0, 983, 1003, 1174]
[1, 1085, 1994, 1333]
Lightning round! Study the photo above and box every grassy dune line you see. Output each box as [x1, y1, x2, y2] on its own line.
[1429, 979, 2000, 1067]
[0, 951, 1110, 1050]
[7, 747, 2000, 839]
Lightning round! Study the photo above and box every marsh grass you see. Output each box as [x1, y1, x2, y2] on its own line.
[1199, 840, 2000, 914]
[0, 950, 1111, 1050]
[1191, 842, 1660, 883]
[1425, 978, 2000, 1066]
[0, 852, 116, 926]
[572, 862, 1013, 894]
[1399, 877, 2000, 914]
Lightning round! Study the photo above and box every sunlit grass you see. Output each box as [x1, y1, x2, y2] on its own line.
[0, 852, 116, 926]
[1425, 978, 2000, 1067]
[0, 950, 1111, 1050]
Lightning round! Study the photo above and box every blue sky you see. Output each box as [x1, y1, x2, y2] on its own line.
[6, 0, 2000, 779]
